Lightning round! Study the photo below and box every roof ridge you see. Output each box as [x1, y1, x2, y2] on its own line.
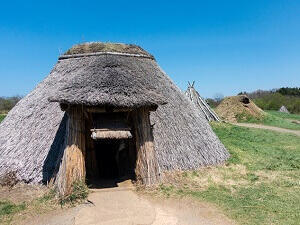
[59, 51, 155, 60]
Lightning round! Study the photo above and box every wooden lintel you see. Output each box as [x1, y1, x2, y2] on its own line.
[86, 107, 133, 113]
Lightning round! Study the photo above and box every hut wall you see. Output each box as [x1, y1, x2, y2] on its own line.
[56, 106, 86, 196]
[134, 107, 160, 185]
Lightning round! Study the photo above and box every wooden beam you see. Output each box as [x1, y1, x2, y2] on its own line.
[85, 106, 158, 113]
[86, 107, 132, 113]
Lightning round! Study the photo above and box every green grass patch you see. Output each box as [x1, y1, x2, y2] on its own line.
[0, 115, 5, 123]
[238, 112, 300, 130]
[0, 201, 26, 223]
[213, 123, 300, 170]
[266, 110, 300, 121]
[155, 123, 300, 225]
[0, 188, 59, 224]
[59, 180, 89, 205]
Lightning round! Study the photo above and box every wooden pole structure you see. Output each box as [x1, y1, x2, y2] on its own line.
[56, 106, 86, 196]
[134, 107, 160, 185]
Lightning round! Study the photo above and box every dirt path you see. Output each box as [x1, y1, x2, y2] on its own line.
[25, 187, 235, 225]
[235, 123, 300, 136]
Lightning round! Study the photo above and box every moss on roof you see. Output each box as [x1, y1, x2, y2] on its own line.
[64, 42, 152, 57]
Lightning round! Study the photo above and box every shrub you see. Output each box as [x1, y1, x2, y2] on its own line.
[239, 88, 300, 114]
[0, 96, 22, 113]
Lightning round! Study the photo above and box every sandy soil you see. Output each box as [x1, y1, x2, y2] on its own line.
[0, 183, 47, 203]
[21, 185, 235, 225]
[235, 123, 300, 136]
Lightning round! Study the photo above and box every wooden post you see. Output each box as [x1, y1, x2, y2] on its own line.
[56, 106, 86, 196]
[85, 112, 99, 179]
[134, 107, 160, 185]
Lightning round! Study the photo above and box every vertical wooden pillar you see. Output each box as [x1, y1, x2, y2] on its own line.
[134, 107, 160, 185]
[85, 113, 99, 179]
[56, 106, 86, 196]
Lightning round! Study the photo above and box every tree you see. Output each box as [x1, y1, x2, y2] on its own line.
[213, 93, 224, 102]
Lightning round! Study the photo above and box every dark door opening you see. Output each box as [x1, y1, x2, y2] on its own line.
[86, 138, 137, 188]
[85, 112, 137, 188]
[94, 139, 119, 179]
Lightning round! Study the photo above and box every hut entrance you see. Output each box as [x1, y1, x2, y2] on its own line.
[93, 139, 136, 179]
[85, 112, 137, 187]
[55, 106, 160, 195]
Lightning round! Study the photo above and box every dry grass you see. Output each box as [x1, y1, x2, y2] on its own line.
[64, 42, 152, 57]
[0, 184, 57, 225]
[215, 95, 265, 122]
[0, 181, 88, 225]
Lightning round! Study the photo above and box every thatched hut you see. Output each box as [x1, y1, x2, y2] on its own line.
[0, 42, 229, 195]
[185, 82, 220, 122]
[279, 106, 290, 114]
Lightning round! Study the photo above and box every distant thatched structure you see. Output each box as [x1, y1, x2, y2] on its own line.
[185, 82, 220, 122]
[279, 106, 290, 114]
[215, 95, 265, 122]
[0, 42, 229, 195]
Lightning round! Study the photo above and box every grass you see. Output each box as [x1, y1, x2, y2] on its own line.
[0, 201, 26, 224]
[238, 111, 300, 130]
[59, 180, 89, 205]
[266, 110, 300, 121]
[154, 123, 300, 225]
[0, 184, 86, 225]
[0, 115, 5, 123]
[0, 189, 57, 225]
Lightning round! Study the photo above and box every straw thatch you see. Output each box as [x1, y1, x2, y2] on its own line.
[49, 52, 166, 108]
[91, 129, 133, 139]
[185, 82, 220, 122]
[0, 42, 229, 184]
[279, 106, 290, 114]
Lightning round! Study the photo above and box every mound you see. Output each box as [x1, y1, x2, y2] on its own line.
[215, 95, 265, 123]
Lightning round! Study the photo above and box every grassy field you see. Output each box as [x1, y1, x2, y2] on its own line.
[155, 123, 300, 225]
[266, 110, 300, 121]
[238, 111, 300, 130]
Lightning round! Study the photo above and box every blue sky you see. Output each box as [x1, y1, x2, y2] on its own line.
[0, 0, 299, 98]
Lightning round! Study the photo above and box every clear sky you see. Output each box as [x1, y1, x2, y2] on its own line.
[0, 0, 299, 98]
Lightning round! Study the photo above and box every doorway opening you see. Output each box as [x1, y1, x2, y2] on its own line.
[85, 112, 137, 188]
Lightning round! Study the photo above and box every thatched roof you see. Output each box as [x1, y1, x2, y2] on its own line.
[64, 42, 154, 58]
[0, 42, 229, 184]
[49, 49, 166, 108]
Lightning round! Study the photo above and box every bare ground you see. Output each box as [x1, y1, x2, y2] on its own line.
[235, 123, 300, 136]
[0, 183, 47, 203]
[18, 184, 235, 225]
